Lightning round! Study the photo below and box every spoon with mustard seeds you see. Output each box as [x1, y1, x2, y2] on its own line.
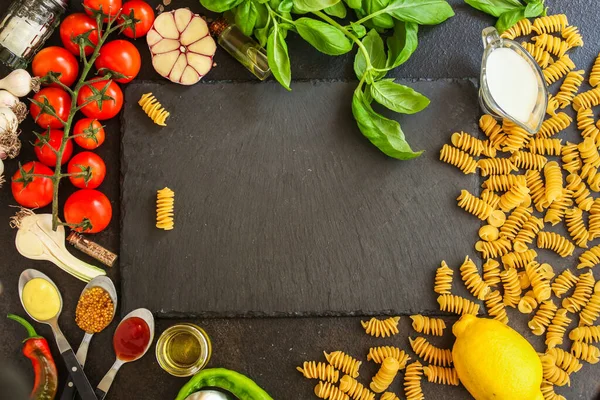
[60, 276, 117, 400]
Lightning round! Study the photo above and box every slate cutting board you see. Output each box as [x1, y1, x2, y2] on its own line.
[120, 79, 482, 317]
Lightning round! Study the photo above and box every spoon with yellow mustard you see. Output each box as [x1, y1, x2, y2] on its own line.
[18, 269, 97, 400]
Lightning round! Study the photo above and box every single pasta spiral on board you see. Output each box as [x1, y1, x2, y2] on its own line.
[457, 189, 494, 220]
[578, 245, 600, 269]
[541, 381, 567, 400]
[590, 53, 600, 87]
[565, 208, 589, 248]
[544, 189, 574, 226]
[590, 200, 600, 240]
[566, 173, 594, 211]
[459, 256, 490, 299]
[482, 173, 525, 191]
[485, 290, 509, 324]
[410, 314, 446, 336]
[544, 161, 564, 204]
[502, 120, 531, 153]
[538, 112, 573, 139]
[477, 157, 518, 176]
[339, 375, 375, 400]
[482, 259, 501, 287]
[532, 14, 569, 34]
[555, 70, 585, 108]
[532, 34, 568, 57]
[501, 18, 532, 39]
[529, 300, 558, 336]
[540, 354, 571, 387]
[139, 92, 170, 126]
[527, 138, 563, 156]
[577, 108, 600, 139]
[552, 269, 579, 298]
[437, 294, 480, 316]
[578, 137, 600, 167]
[579, 292, 600, 327]
[156, 187, 175, 230]
[450, 131, 491, 157]
[573, 87, 600, 111]
[500, 268, 522, 308]
[475, 238, 512, 259]
[510, 151, 548, 171]
[571, 341, 600, 364]
[562, 271, 594, 313]
[543, 54, 576, 85]
[537, 231, 575, 257]
[439, 144, 477, 174]
[569, 325, 600, 343]
[408, 337, 453, 367]
[501, 249, 537, 269]
[499, 205, 531, 240]
[370, 357, 400, 393]
[403, 361, 424, 400]
[546, 347, 583, 374]
[422, 365, 459, 386]
[434, 261, 453, 295]
[367, 346, 410, 367]
[380, 393, 400, 400]
[479, 114, 506, 149]
[296, 361, 339, 383]
[546, 308, 572, 349]
[521, 41, 551, 69]
[561, 25, 584, 48]
[513, 215, 544, 252]
[518, 292, 538, 314]
[498, 184, 530, 213]
[324, 351, 361, 378]
[314, 381, 350, 400]
[361, 317, 400, 338]
[524, 263, 551, 302]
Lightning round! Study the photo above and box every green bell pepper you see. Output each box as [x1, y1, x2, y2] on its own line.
[175, 368, 274, 400]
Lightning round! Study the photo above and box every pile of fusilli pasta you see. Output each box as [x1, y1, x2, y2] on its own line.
[439, 13, 600, 399]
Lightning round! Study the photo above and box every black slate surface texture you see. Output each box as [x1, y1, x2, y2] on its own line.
[0, 0, 600, 399]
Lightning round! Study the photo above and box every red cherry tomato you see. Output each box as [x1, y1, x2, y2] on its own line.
[34, 130, 73, 167]
[11, 161, 54, 208]
[120, 0, 155, 39]
[95, 40, 141, 83]
[30, 88, 72, 129]
[32, 47, 80, 87]
[83, 0, 122, 19]
[77, 80, 123, 120]
[73, 118, 106, 150]
[59, 13, 100, 56]
[68, 152, 106, 189]
[64, 189, 112, 233]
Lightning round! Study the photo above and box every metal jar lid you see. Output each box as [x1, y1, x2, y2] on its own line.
[49, 0, 69, 9]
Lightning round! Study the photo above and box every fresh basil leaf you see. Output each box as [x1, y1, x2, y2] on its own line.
[365, 0, 395, 29]
[496, 6, 525, 33]
[352, 88, 423, 159]
[295, 18, 353, 56]
[267, 23, 292, 90]
[324, 1, 347, 17]
[344, 0, 361, 9]
[254, 2, 269, 28]
[464, 0, 523, 17]
[524, 0, 544, 17]
[255, 22, 271, 47]
[293, 0, 340, 12]
[350, 22, 367, 38]
[278, 0, 294, 12]
[279, 22, 295, 39]
[370, 79, 430, 114]
[200, 0, 244, 12]
[386, 20, 418, 69]
[354, 29, 386, 81]
[235, 1, 258, 36]
[383, 0, 455, 25]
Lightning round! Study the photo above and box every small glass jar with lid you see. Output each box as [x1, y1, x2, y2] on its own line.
[0, 0, 68, 69]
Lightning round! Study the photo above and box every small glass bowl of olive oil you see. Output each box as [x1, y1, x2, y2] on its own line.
[156, 323, 212, 377]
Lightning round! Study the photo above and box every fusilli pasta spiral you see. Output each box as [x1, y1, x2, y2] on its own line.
[566, 174, 593, 211]
[422, 365, 459, 386]
[519, 270, 532, 290]
[564, 208, 589, 248]
[525, 262, 552, 302]
[367, 347, 410, 367]
[361, 317, 400, 338]
[521, 41, 551, 69]
[547, 94, 560, 116]
[573, 87, 600, 111]
[434, 261, 453, 295]
[339, 375, 375, 400]
[483, 173, 526, 192]
[501, 19, 532, 39]
[499, 184, 530, 213]
[314, 381, 350, 400]
[502, 120, 531, 152]
[475, 238, 512, 259]
[502, 249, 537, 269]
[437, 294, 480, 316]
[451, 131, 493, 157]
[544, 161, 563, 204]
[543, 54, 576, 85]
[297, 361, 340, 383]
[528, 138, 563, 156]
[579, 292, 600, 327]
[480, 189, 501, 210]
[546, 308, 572, 349]
[540, 381, 566, 400]
[532, 34, 568, 57]
[579, 164, 600, 192]
[533, 14, 569, 34]
[370, 357, 399, 393]
[477, 157, 518, 176]
[525, 170, 548, 211]
[324, 351, 361, 378]
[510, 151, 548, 171]
[479, 225, 499, 241]
[576, 108, 600, 140]
[457, 189, 494, 220]
[547, 347, 583, 374]
[403, 361, 424, 400]
[513, 215, 544, 252]
[555, 70, 585, 108]
[571, 341, 600, 364]
[562, 271, 595, 313]
[488, 209, 507, 228]
[561, 142, 582, 174]
[479, 114, 506, 149]
[578, 137, 600, 167]
[485, 290, 509, 324]
[590, 52, 600, 87]
[537, 231, 575, 257]
[552, 269, 579, 298]
[569, 326, 600, 343]
[410, 314, 446, 337]
[561, 25, 584, 48]
[156, 187, 175, 230]
[544, 189, 573, 226]
[483, 259, 501, 287]
[540, 354, 571, 386]
[459, 256, 490, 300]
[501, 268, 522, 308]
[439, 144, 477, 174]
[538, 113, 573, 139]
[409, 337, 453, 367]
[590, 200, 600, 241]
[380, 393, 399, 400]
[139, 92, 170, 126]
[529, 300, 558, 335]
[518, 291, 538, 314]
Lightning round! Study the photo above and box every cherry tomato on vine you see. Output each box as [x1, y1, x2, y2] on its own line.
[30, 88, 72, 129]
[34, 130, 73, 167]
[11, 161, 54, 208]
[32, 47, 79, 87]
[73, 118, 105, 149]
[64, 189, 112, 233]
[120, 0, 155, 38]
[77, 80, 123, 120]
[83, 0, 122, 19]
[59, 13, 100, 56]
[95, 40, 141, 83]
[68, 152, 106, 189]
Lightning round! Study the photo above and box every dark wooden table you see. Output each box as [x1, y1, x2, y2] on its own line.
[1, 0, 599, 399]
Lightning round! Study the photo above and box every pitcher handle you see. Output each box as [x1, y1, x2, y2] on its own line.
[482, 27, 501, 48]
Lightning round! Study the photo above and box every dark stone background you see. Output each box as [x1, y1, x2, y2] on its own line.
[0, 0, 599, 399]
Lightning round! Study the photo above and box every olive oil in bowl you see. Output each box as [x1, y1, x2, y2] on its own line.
[156, 323, 212, 377]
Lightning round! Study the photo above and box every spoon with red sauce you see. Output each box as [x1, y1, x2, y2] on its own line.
[94, 308, 155, 399]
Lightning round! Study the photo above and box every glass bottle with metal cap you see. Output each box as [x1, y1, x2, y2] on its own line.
[0, 0, 68, 69]
[479, 27, 548, 134]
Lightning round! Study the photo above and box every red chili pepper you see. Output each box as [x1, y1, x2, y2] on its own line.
[7, 314, 58, 400]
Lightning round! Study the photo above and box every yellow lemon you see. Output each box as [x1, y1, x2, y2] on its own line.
[452, 314, 543, 400]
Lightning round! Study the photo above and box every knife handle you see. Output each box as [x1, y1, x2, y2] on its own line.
[60, 349, 97, 400]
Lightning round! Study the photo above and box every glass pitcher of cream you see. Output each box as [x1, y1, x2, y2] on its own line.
[479, 27, 547, 134]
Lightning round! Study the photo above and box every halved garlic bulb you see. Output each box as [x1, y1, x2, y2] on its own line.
[147, 8, 217, 85]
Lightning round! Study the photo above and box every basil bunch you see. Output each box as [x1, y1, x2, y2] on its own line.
[201, 0, 454, 160]
[464, 0, 547, 33]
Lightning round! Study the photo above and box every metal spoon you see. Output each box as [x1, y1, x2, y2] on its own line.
[18, 269, 97, 400]
[95, 308, 155, 400]
[185, 390, 238, 400]
[60, 276, 118, 400]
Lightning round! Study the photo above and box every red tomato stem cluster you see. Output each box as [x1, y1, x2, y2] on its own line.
[12, 0, 154, 233]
